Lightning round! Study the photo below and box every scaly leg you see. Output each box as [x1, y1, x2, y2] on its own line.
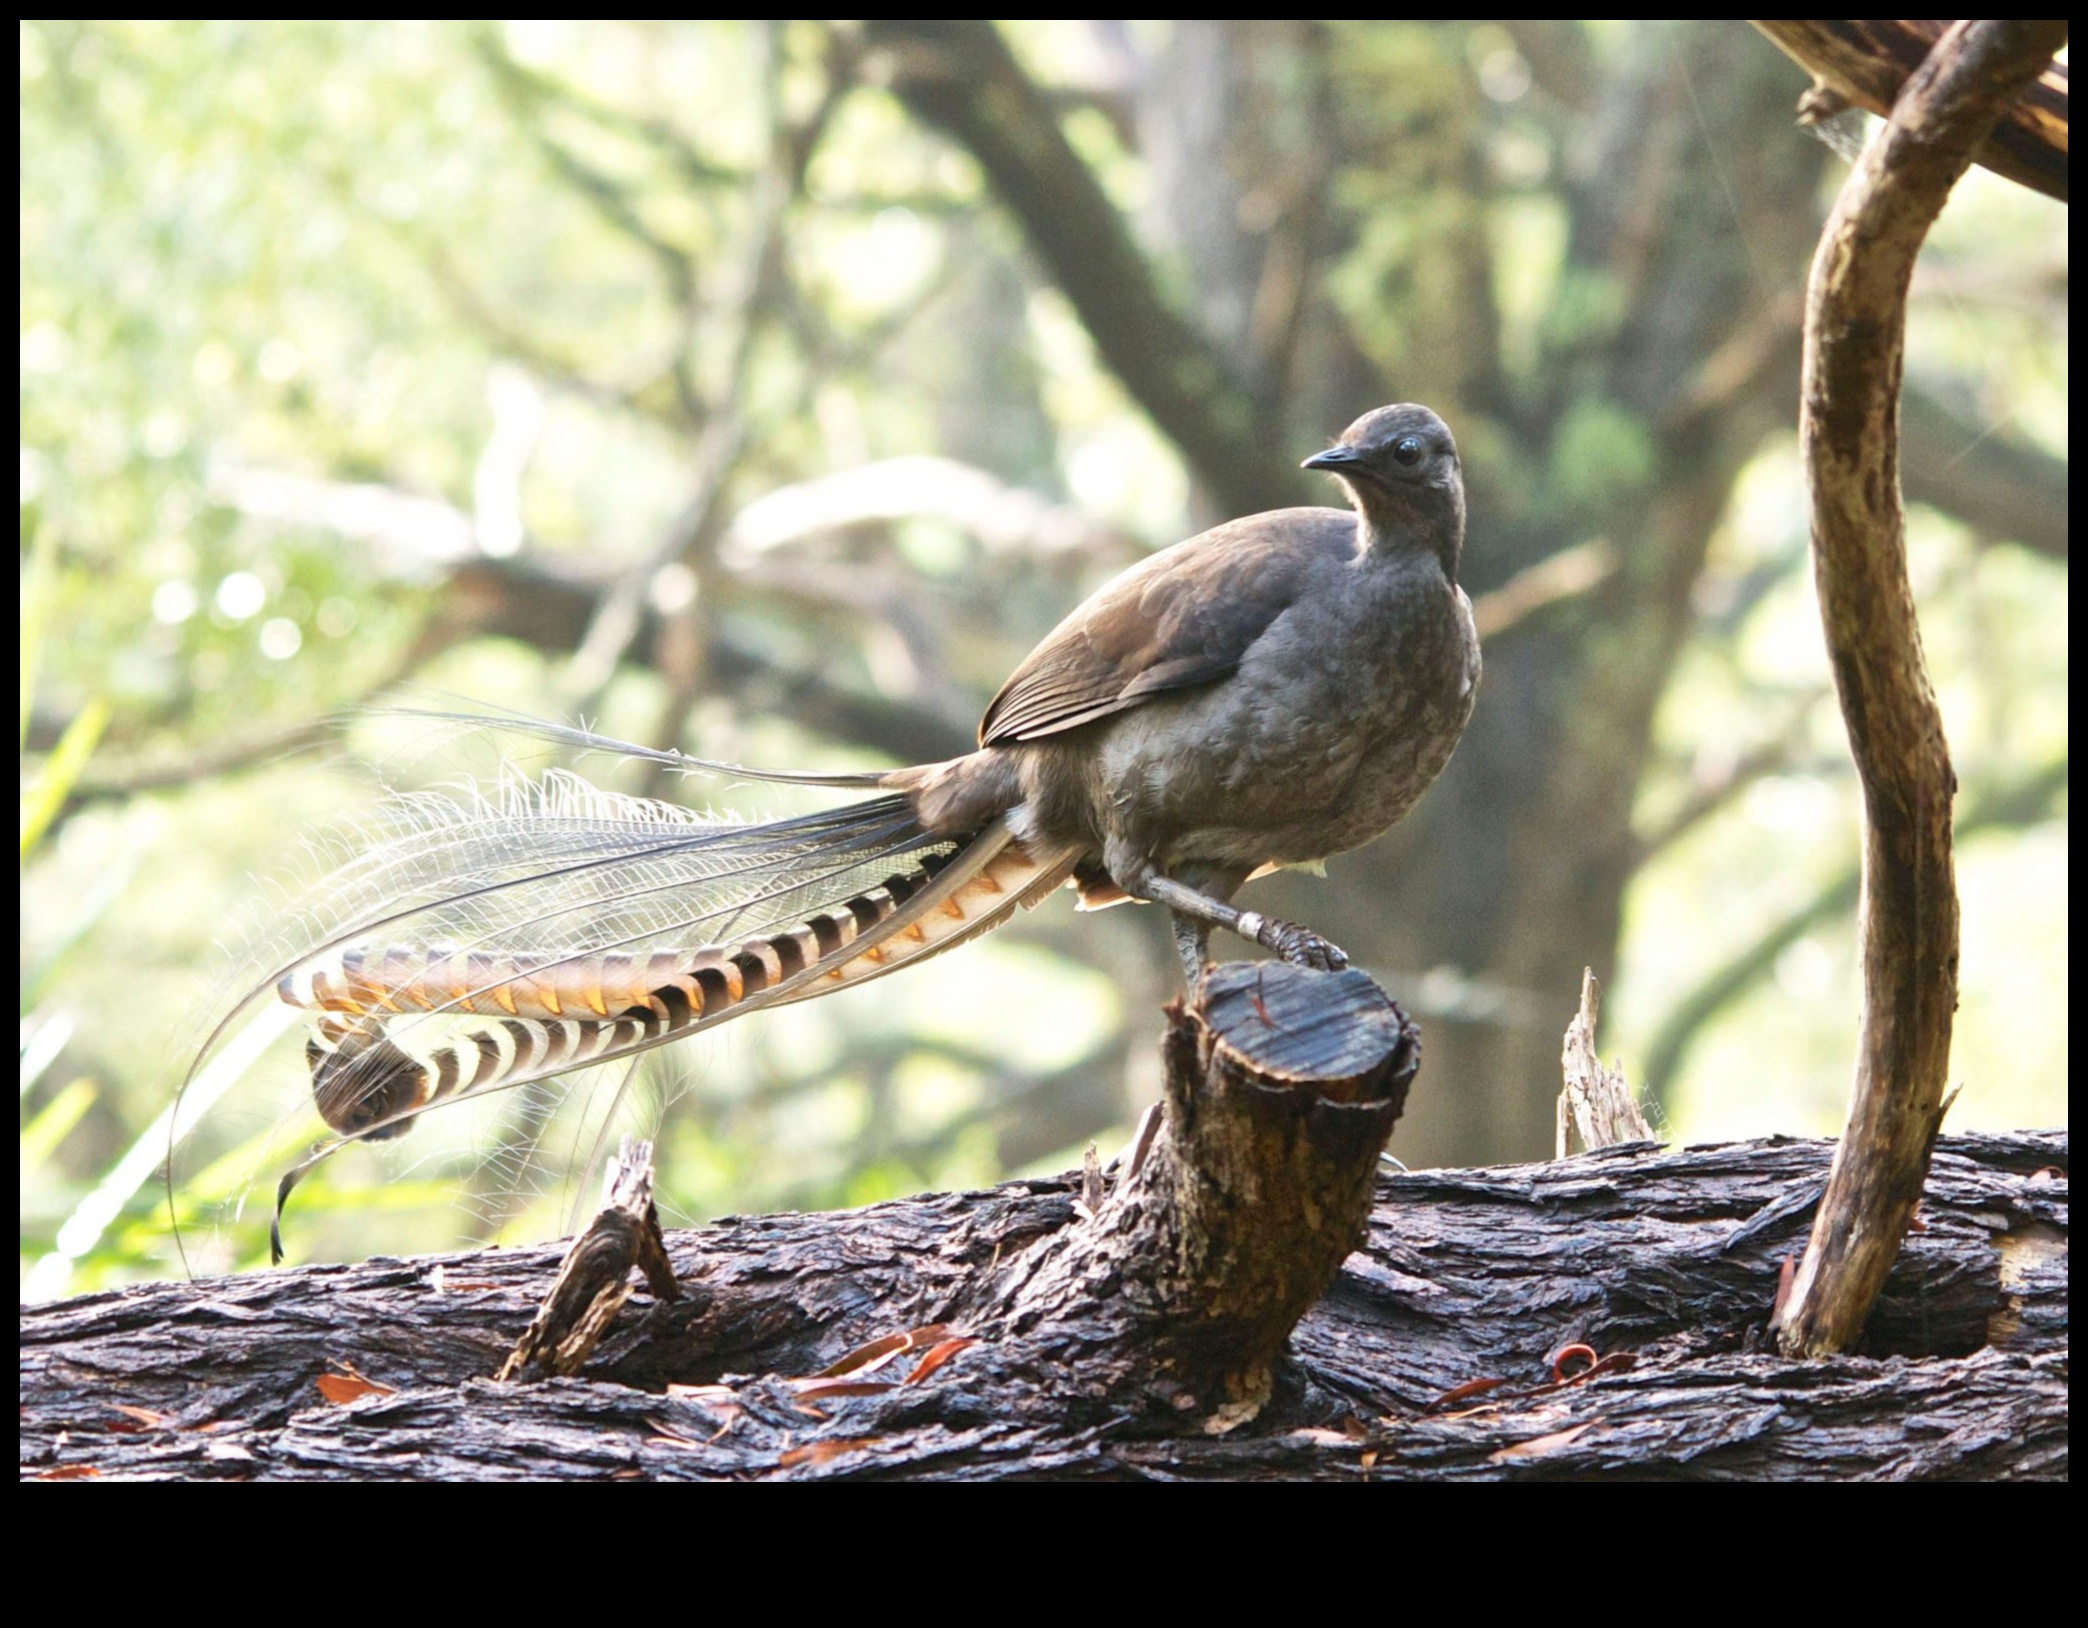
[1137, 873, 1350, 976]
[1170, 910, 1212, 992]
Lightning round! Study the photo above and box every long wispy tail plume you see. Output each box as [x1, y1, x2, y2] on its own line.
[172, 715, 1073, 1263]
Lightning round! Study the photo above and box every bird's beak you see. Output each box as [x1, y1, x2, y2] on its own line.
[1301, 445, 1357, 472]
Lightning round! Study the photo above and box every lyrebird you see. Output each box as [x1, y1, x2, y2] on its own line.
[181, 403, 1478, 1261]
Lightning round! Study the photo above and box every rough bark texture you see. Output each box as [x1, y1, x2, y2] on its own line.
[498, 1138, 678, 1382]
[22, 1130, 2064, 1481]
[1782, 18, 2068, 1358]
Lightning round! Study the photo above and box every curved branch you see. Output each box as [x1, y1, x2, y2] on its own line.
[476, 36, 700, 312]
[1630, 689, 1833, 866]
[441, 555, 975, 764]
[563, 23, 851, 717]
[1782, 16, 2067, 1358]
[1468, 538, 1615, 642]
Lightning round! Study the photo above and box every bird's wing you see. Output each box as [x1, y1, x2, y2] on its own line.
[979, 508, 1353, 746]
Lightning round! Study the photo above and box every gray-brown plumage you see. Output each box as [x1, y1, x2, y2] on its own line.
[888, 400, 1480, 985]
[233, 404, 1479, 1227]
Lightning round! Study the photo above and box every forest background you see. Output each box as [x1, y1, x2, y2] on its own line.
[19, 20, 2067, 1292]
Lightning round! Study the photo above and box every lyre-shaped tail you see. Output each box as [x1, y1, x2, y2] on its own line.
[243, 761, 1075, 1257]
[283, 813, 1073, 1143]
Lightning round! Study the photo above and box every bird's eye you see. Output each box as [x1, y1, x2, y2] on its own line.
[1391, 435, 1425, 467]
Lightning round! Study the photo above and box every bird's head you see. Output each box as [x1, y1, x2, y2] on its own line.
[1303, 404, 1465, 579]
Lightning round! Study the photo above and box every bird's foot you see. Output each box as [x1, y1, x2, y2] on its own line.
[1234, 911, 1350, 971]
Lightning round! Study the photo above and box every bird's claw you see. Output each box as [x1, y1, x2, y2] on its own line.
[1284, 931, 1350, 972]
[1240, 911, 1350, 972]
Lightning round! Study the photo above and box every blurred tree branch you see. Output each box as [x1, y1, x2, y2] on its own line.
[480, 46, 700, 313]
[422, 240, 685, 422]
[1629, 689, 1833, 866]
[864, 19, 1303, 516]
[1642, 753, 2067, 1111]
[1901, 386, 2068, 562]
[1650, 280, 2064, 562]
[467, 29, 750, 193]
[562, 24, 857, 738]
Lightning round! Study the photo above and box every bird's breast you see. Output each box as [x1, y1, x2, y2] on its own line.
[1087, 572, 1478, 871]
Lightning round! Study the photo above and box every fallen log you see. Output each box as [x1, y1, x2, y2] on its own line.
[20, 964, 2065, 1480]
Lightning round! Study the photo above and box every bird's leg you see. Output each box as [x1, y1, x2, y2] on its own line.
[1136, 873, 1350, 974]
[1170, 910, 1212, 993]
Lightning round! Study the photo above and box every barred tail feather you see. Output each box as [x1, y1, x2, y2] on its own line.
[168, 713, 1066, 1266]
[291, 817, 1072, 1144]
[261, 799, 1072, 1260]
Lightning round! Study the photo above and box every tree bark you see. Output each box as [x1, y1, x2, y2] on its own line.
[23, 1128, 2063, 1481]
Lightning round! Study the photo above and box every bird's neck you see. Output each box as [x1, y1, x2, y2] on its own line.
[1356, 488, 1464, 583]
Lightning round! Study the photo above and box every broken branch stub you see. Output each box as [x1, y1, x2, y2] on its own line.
[499, 1136, 679, 1382]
